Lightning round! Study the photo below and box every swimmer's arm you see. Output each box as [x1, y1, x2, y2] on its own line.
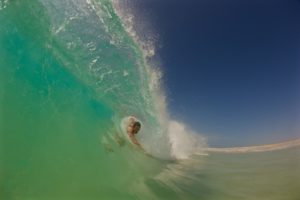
[129, 134, 149, 155]
[129, 134, 143, 149]
[129, 134, 140, 146]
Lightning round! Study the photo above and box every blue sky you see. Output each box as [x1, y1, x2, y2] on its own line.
[133, 0, 300, 147]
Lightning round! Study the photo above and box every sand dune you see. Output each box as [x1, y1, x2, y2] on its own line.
[204, 139, 300, 153]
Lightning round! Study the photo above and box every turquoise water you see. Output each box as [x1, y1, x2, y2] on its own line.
[1, 0, 299, 199]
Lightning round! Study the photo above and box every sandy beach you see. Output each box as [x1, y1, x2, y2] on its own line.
[205, 139, 300, 153]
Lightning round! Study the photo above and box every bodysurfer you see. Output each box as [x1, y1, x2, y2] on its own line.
[127, 117, 143, 148]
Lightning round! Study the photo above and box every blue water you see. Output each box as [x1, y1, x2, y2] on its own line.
[1, 0, 299, 199]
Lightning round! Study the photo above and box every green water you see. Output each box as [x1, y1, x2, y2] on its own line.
[1, 0, 299, 199]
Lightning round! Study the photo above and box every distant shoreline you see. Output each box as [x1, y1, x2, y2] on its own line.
[204, 139, 300, 153]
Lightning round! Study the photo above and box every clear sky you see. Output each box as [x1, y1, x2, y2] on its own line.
[132, 0, 300, 147]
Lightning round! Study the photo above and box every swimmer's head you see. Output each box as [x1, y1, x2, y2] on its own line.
[132, 121, 141, 134]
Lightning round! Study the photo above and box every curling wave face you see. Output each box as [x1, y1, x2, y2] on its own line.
[1, 0, 204, 196]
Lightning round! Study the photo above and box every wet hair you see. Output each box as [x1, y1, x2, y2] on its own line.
[133, 121, 141, 127]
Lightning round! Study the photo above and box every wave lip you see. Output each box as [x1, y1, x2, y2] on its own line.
[111, 0, 209, 160]
[204, 139, 300, 153]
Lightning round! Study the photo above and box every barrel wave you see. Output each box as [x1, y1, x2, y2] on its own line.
[0, 0, 201, 198]
[1, 1, 299, 200]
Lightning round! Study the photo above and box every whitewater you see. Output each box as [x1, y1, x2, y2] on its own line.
[0, 0, 299, 199]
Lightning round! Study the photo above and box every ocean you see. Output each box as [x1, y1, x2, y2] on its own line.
[0, 0, 299, 199]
